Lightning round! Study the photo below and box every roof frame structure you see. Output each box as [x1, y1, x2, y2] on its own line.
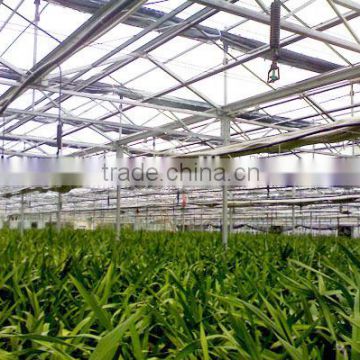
[0, 0, 359, 159]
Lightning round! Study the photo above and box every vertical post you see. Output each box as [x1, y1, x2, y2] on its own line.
[101, 196, 105, 226]
[56, 191, 62, 232]
[32, 0, 40, 109]
[351, 84, 355, 156]
[266, 186, 270, 233]
[310, 208, 313, 236]
[222, 43, 230, 248]
[222, 189, 228, 245]
[302, 208, 305, 234]
[116, 185, 121, 239]
[233, 208, 236, 233]
[181, 208, 185, 232]
[20, 193, 24, 236]
[92, 199, 95, 230]
[116, 96, 123, 241]
[173, 201, 176, 232]
[292, 187, 295, 234]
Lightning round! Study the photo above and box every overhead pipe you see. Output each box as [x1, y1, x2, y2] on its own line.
[267, 0, 281, 83]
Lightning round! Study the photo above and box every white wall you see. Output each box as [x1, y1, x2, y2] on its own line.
[9, 219, 31, 230]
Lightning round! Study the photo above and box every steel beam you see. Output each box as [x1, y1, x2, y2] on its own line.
[0, 0, 146, 114]
[9, 3, 349, 154]
[227, 194, 360, 207]
[96, 64, 360, 151]
[2, 108, 226, 143]
[0, 133, 113, 150]
[0, 70, 302, 134]
[0, 148, 55, 157]
[333, 0, 360, 12]
[0, 66, 210, 113]
[188, 116, 360, 157]
[191, 0, 360, 53]
[3, 0, 354, 158]
[1, 2, 218, 150]
[226, 65, 360, 115]
[47, 0, 342, 73]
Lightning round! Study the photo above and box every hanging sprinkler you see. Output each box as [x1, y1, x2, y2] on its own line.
[56, 122, 62, 156]
[56, 64, 63, 157]
[267, 0, 281, 83]
[176, 189, 180, 206]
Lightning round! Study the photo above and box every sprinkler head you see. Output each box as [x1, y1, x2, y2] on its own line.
[267, 63, 280, 83]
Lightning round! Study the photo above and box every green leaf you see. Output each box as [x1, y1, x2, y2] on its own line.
[200, 323, 209, 360]
[70, 275, 112, 331]
[352, 290, 360, 360]
[0, 349, 17, 360]
[130, 323, 144, 360]
[90, 307, 145, 360]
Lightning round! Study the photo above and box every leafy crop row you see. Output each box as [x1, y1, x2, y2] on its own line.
[0, 228, 359, 359]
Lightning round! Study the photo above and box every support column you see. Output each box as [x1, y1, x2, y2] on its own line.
[351, 84, 355, 156]
[134, 209, 137, 231]
[181, 208, 185, 232]
[56, 192, 62, 232]
[266, 186, 270, 233]
[301, 208, 305, 234]
[92, 200, 95, 230]
[173, 202, 177, 232]
[116, 185, 121, 239]
[32, 0, 40, 109]
[20, 193, 24, 236]
[292, 187, 296, 234]
[116, 96, 123, 241]
[222, 43, 230, 248]
[222, 188, 228, 245]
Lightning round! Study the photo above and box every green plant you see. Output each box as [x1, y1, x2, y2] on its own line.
[0, 228, 359, 359]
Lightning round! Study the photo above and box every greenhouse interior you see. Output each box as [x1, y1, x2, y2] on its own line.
[2, 0, 360, 358]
